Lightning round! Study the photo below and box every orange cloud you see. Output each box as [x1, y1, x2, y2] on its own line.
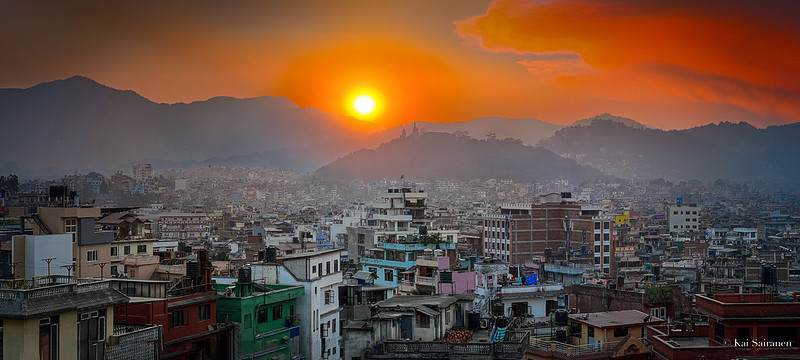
[456, 0, 800, 124]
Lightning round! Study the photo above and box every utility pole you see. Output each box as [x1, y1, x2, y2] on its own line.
[42, 257, 56, 278]
[62, 263, 77, 278]
[95, 262, 108, 280]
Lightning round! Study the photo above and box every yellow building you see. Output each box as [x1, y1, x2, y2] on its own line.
[614, 208, 631, 227]
[0, 278, 128, 359]
[34, 207, 114, 279]
[568, 310, 662, 346]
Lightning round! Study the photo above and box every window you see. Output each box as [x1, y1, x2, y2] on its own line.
[603, 245, 609, 252]
[594, 222, 601, 230]
[326, 261, 331, 274]
[334, 260, 339, 272]
[384, 269, 394, 282]
[416, 313, 430, 328]
[111, 247, 118, 257]
[124, 246, 131, 255]
[199, 304, 211, 321]
[594, 245, 600, 253]
[325, 290, 334, 305]
[603, 256, 610, 264]
[603, 234, 610, 241]
[332, 319, 336, 333]
[594, 234, 601, 242]
[594, 257, 601, 264]
[290, 305, 295, 317]
[714, 323, 725, 343]
[40, 316, 59, 360]
[86, 250, 98, 262]
[312, 265, 317, 274]
[111, 266, 118, 276]
[170, 310, 187, 328]
[613, 327, 628, 337]
[137, 245, 147, 253]
[588, 326, 594, 337]
[603, 221, 610, 229]
[272, 305, 283, 321]
[65, 218, 77, 233]
[257, 308, 268, 323]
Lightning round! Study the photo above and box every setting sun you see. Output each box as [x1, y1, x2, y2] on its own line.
[353, 94, 376, 116]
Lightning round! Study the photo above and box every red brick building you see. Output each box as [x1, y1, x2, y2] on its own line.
[113, 253, 234, 359]
[648, 293, 800, 359]
[483, 193, 614, 273]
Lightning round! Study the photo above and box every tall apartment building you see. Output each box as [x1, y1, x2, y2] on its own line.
[667, 198, 700, 234]
[253, 249, 345, 360]
[158, 212, 210, 240]
[483, 193, 615, 273]
[132, 163, 154, 183]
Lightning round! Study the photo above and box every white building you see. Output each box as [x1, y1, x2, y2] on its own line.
[13, 234, 73, 280]
[667, 205, 700, 233]
[158, 212, 210, 240]
[251, 249, 345, 360]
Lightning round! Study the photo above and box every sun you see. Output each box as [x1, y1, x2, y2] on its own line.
[353, 94, 376, 116]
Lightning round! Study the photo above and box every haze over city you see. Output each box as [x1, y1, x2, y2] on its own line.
[1, 2, 800, 360]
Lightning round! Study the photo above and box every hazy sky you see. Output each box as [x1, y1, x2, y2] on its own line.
[2, 0, 799, 129]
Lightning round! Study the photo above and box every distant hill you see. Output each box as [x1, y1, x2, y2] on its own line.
[373, 117, 564, 146]
[314, 132, 602, 182]
[537, 120, 800, 181]
[571, 113, 654, 129]
[0, 76, 377, 173]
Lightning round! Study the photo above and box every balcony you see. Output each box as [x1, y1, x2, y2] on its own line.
[416, 255, 441, 268]
[415, 275, 435, 287]
[369, 331, 529, 360]
[376, 241, 456, 252]
[360, 257, 415, 269]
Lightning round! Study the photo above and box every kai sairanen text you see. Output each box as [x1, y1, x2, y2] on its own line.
[723, 338, 794, 348]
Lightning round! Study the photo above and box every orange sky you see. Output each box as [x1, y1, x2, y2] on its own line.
[2, 0, 799, 129]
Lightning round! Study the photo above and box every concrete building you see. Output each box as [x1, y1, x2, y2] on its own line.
[0, 278, 132, 359]
[158, 212, 210, 241]
[251, 248, 345, 360]
[667, 202, 700, 234]
[648, 293, 800, 359]
[132, 163, 154, 183]
[11, 233, 72, 279]
[568, 310, 662, 346]
[215, 271, 305, 360]
[32, 207, 115, 279]
[483, 193, 613, 272]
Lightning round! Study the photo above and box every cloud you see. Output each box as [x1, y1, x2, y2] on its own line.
[456, 0, 800, 123]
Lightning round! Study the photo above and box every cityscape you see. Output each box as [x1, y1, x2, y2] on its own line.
[2, 1, 800, 360]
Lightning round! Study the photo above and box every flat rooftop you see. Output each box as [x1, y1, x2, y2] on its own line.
[569, 309, 659, 328]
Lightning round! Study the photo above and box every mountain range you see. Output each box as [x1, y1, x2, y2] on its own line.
[2, 76, 798, 183]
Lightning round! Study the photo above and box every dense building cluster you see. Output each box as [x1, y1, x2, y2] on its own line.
[0, 165, 799, 359]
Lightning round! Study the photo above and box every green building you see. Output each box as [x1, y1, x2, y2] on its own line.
[216, 276, 305, 360]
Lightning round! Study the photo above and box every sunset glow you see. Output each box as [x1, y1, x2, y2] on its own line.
[1, 1, 799, 129]
[353, 94, 377, 116]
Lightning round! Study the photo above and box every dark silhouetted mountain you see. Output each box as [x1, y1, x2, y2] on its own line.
[538, 120, 800, 181]
[0, 76, 376, 172]
[314, 132, 602, 182]
[571, 113, 654, 129]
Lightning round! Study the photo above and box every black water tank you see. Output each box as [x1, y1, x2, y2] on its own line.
[555, 309, 568, 326]
[492, 303, 505, 317]
[761, 264, 777, 285]
[555, 329, 567, 342]
[266, 247, 277, 262]
[468, 311, 481, 330]
[186, 261, 201, 278]
[238, 267, 252, 284]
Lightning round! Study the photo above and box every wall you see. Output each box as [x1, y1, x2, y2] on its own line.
[23, 234, 72, 279]
[570, 284, 692, 318]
